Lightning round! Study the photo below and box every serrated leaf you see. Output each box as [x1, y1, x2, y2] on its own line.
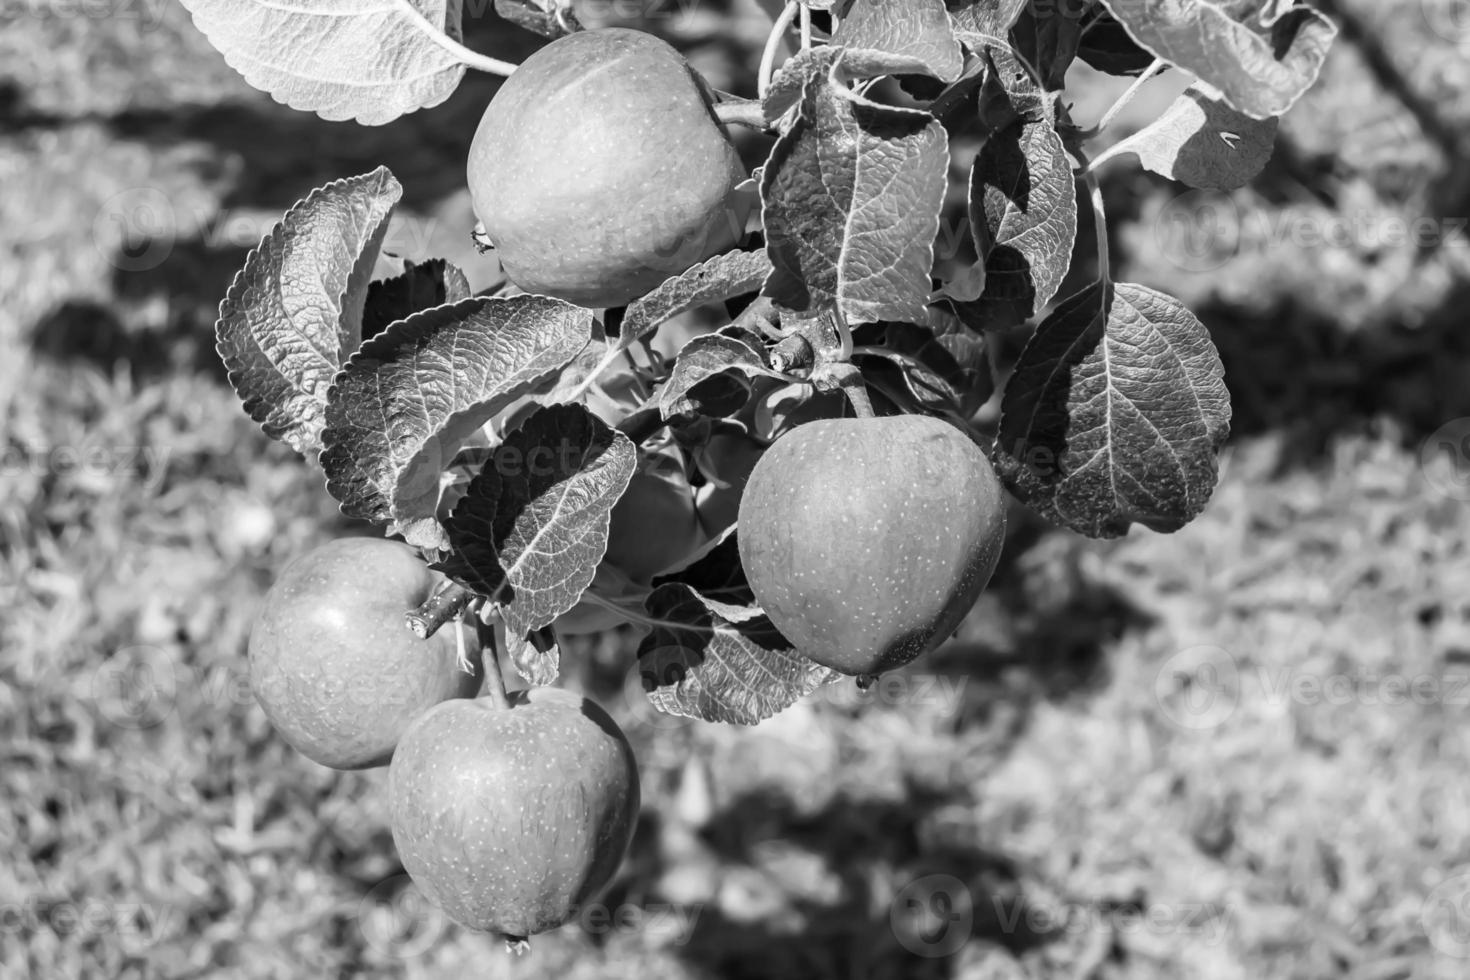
[993, 281, 1230, 538]
[217, 168, 401, 457]
[660, 333, 783, 420]
[363, 258, 472, 340]
[1104, 84, 1278, 191]
[948, 0, 1027, 37]
[178, 0, 468, 125]
[321, 295, 593, 530]
[952, 72, 1076, 332]
[761, 65, 949, 325]
[834, 0, 964, 82]
[621, 251, 774, 346]
[504, 624, 561, 686]
[443, 404, 638, 638]
[1097, 0, 1336, 119]
[637, 584, 837, 725]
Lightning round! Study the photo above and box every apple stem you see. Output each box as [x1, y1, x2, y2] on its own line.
[713, 99, 770, 132]
[408, 15, 518, 77]
[813, 361, 875, 418]
[478, 618, 513, 710]
[405, 582, 475, 639]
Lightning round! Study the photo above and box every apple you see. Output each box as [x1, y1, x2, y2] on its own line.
[737, 415, 1007, 676]
[467, 27, 747, 308]
[388, 688, 641, 940]
[248, 538, 482, 770]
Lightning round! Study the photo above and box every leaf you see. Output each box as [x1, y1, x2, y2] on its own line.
[947, 0, 1027, 37]
[320, 295, 593, 534]
[1103, 84, 1278, 191]
[504, 624, 561, 686]
[853, 318, 983, 414]
[216, 168, 401, 457]
[621, 251, 774, 346]
[178, 0, 468, 125]
[1097, 0, 1337, 119]
[992, 281, 1231, 539]
[1011, 2, 1083, 90]
[952, 69, 1077, 332]
[834, 0, 964, 82]
[363, 258, 472, 340]
[651, 529, 754, 606]
[1077, 11, 1160, 76]
[493, 0, 580, 37]
[442, 404, 638, 638]
[637, 584, 837, 725]
[761, 64, 949, 325]
[660, 333, 784, 420]
[926, 306, 993, 415]
[764, 48, 842, 127]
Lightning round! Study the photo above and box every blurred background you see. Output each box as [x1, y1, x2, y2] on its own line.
[4, 1, 1470, 977]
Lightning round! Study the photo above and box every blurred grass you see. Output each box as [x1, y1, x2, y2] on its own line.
[3, 2, 1470, 978]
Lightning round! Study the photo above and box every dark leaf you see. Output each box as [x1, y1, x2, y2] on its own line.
[621, 250, 773, 346]
[442, 404, 638, 637]
[363, 258, 472, 339]
[993, 280, 1230, 538]
[637, 584, 837, 725]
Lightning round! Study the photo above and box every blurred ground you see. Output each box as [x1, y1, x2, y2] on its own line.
[3, 1, 1470, 978]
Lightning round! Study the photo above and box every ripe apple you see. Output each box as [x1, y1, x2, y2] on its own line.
[467, 28, 748, 308]
[248, 538, 481, 770]
[737, 415, 1007, 676]
[388, 688, 641, 940]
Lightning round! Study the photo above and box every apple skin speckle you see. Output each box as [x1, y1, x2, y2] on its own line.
[387, 688, 640, 940]
[738, 415, 1007, 676]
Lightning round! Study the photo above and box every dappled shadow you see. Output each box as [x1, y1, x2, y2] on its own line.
[654, 788, 1058, 979]
[1201, 287, 1470, 462]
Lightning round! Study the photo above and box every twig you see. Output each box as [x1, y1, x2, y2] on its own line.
[759, 2, 801, 100]
[405, 582, 475, 639]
